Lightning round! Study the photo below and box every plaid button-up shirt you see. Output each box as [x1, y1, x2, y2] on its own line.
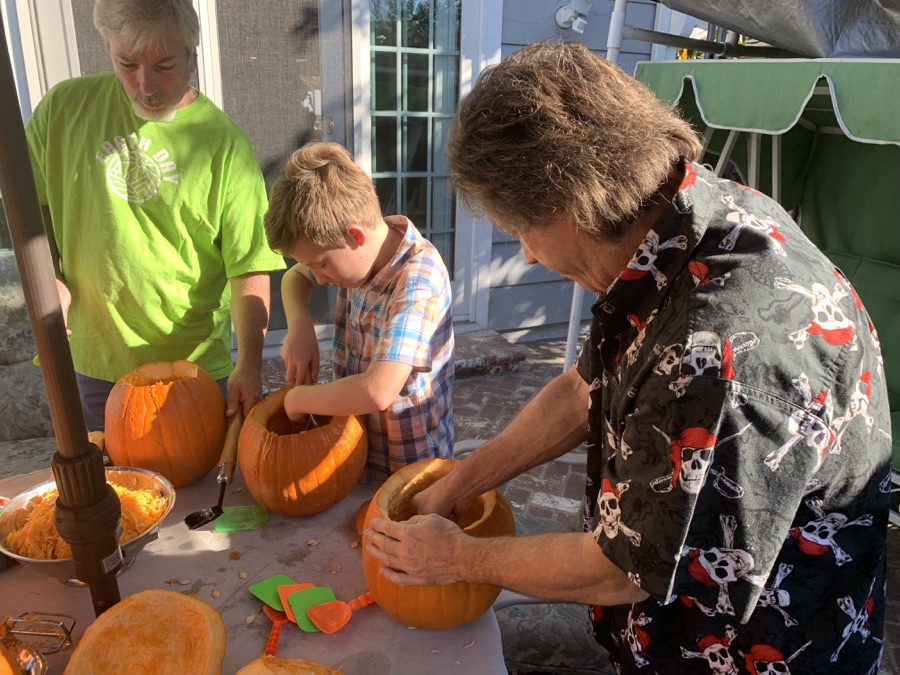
[332, 216, 454, 484]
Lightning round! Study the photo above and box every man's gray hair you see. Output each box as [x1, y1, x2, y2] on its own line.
[94, 0, 200, 53]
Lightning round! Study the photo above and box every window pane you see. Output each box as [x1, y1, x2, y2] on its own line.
[404, 117, 429, 172]
[402, 0, 431, 49]
[372, 52, 397, 111]
[375, 176, 398, 216]
[370, 0, 459, 282]
[431, 177, 455, 231]
[433, 55, 458, 115]
[432, 117, 451, 173]
[404, 53, 430, 113]
[429, 232, 454, 274]
[433, 0, 461, 51]
[403, 177, 428, 227]
[371, 0, 398, 46]
[373, 116, 398, 173]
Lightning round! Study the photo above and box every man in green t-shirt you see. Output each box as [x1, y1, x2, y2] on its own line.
[25, 0, 285, 430]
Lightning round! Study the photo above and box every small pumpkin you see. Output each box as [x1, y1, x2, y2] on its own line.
[237, 387, 367, 516]
[361, 458, 516, 630]
[103, 360, 226, 488]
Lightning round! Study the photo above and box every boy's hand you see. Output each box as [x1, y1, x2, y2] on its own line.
[281, 322, 320, 385]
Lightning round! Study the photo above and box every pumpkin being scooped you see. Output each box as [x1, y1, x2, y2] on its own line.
[238, 387, 368, 516]
[361, 458, 516, 630]
[103, 360, 226, 488]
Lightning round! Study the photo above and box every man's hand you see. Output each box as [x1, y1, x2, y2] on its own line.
[365, 515, 466, 586]
[56, 278, 72, 336]
[227, 365, 263, 417]
[411, 475, 475, 520]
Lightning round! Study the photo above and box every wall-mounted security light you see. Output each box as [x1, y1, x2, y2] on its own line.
[555, 0, 592, 34]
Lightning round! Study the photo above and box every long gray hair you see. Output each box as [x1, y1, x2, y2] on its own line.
[446, 40, 702, 240]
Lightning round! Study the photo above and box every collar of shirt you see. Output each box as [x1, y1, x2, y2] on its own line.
[591, 160, 718, 332]
[363, 215, 422, 292]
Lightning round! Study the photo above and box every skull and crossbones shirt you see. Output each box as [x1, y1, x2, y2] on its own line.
[576, 161, 891, 673]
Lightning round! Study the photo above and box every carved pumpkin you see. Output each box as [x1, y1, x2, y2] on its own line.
[238, 387, 368, 516]
[103, 361, 226, 488]
[361, 458, 516, 630]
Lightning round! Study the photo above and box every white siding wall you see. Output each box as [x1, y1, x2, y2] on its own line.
[487, 0, 656, 342]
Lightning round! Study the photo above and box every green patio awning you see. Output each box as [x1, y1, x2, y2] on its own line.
[635, 57, 900, 465]
[634, 59, 900, 146]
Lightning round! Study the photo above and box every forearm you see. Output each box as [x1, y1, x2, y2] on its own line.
[368, 515, 648, 606]
[286, 376, 379, 417]
[459, 531, 647, 606]
[282, 264, 316, 327]
[285, 361, 412, 417]
[446, 366, 589, 502]
[230, 273, 271, 372]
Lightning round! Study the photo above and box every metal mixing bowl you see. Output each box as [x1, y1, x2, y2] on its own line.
[0, 466, 175, 584]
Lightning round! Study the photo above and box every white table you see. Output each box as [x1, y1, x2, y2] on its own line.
[0, 468, 508, 674]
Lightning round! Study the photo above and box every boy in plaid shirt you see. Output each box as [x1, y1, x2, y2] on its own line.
[265, 142, 454, 484]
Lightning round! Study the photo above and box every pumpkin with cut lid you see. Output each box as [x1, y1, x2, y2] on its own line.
[238, 387, 367, 516]
[361, 458, 516, 630]
[104, 360, 226, 488]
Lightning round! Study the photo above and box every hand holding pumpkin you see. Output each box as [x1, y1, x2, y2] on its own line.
[366, 514, 467, 586]
[360, 459, 515, 630]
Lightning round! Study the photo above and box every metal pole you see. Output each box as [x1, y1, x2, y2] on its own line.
[0, 12, 122, 615]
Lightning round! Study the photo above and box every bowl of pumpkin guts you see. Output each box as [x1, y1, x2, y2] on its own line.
[0, 466, 175, 584]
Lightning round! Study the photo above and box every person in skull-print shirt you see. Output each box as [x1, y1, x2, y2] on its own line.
[364, 41, 891, 674]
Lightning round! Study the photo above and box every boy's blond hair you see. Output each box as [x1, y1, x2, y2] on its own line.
[265, 142, 384, 253]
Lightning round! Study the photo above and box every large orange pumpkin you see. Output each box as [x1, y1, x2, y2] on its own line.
[103, 360, 226, 488]
[361, 458, 516, 630]
[237, 387, 368, 516]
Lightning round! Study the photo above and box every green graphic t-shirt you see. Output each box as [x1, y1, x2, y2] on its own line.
[26, 72, 284, 381]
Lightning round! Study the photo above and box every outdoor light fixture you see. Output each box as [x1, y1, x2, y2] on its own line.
[555, 0, 592, 33]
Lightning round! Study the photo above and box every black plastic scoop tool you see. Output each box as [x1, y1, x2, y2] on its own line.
[184, 408, 243, 530]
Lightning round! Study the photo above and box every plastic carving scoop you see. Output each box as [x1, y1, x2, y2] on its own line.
[306, 591, 375, 634]
[263, 605, 290, 656]
[288, 587, 337, 632]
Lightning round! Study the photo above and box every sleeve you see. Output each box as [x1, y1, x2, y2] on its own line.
[373, 253, 451, 371]
[575, 332, 592, 383]
[24, 94, 50, 205]
[219, 132, 285, 278]
[597, 373, 820, 622]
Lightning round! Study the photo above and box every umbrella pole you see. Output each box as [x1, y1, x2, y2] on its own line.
[0, 15, 121, 615]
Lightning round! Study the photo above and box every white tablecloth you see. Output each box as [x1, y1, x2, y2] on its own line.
[0, 468, 508, 674]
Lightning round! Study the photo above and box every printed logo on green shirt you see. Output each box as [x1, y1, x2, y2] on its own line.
[95, 133, 180, 203]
